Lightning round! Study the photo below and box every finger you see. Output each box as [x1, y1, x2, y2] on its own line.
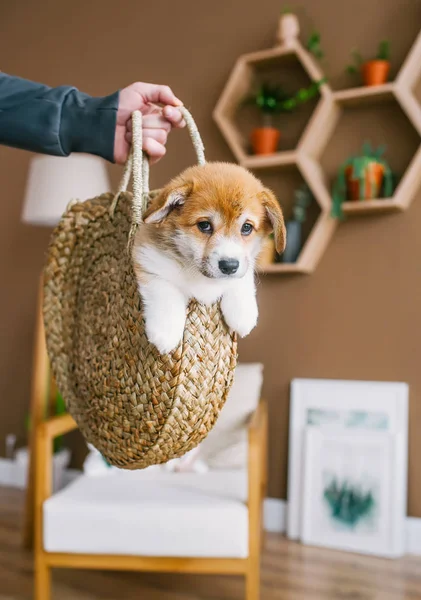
[141, 102, 161, 116]
[142, 113, 172, 132]
[143, 137, 166, 161]
[127, 113, 172, 133]
[143, 128, 168, 145]
[163, 106, 186, 128]
[135, 82, 183, 107]
[149, 155, 163, 166]
[126, 129, 168, 145]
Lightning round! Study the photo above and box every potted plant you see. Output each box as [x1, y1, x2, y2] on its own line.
[282, 184, 313, 263]
[332, 142, 394, 218]
[246, 79, 325, 155]
[347, 41, 391, 86]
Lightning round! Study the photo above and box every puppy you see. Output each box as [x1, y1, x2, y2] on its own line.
[132, 162, 286, 354]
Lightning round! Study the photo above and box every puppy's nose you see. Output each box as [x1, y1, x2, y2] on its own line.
[219, 258, 239, 275]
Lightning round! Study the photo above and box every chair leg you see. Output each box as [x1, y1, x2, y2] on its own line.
[246, 557, 260, 600]
[35, 555, 51, 600]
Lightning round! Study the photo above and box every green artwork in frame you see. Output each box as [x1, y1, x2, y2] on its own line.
[323, 476, 376, 528]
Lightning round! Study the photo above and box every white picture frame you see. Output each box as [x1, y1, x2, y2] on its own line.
[287, 378, 409, 540]
[301, 429, 406, 557]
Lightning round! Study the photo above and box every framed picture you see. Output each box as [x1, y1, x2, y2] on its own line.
[287, 379, 409, 540]
[301, 429, 407, 557]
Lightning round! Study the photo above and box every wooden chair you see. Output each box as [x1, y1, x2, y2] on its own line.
[23, 279, 51, 550]
[34, 399, 268, 600]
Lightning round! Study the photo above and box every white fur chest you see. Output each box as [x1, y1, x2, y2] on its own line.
[134, 244, 231, 305]
[133, 243, 258, 354]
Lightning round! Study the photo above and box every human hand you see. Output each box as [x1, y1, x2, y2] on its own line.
[114, 82, 186, 165]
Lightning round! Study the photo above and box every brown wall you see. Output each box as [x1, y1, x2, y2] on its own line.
[1, 0, 421, 513]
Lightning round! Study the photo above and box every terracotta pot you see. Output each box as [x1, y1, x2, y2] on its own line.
[345, 162, 385, 201]
[257, 236, 276, 268]
[251, 127, 280, 155]
[361, 60, 390, 86]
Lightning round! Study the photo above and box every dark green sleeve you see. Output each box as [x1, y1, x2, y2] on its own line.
[0, 73, 119, 162]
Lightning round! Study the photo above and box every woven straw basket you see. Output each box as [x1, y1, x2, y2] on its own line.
[43, 109, 238, 469]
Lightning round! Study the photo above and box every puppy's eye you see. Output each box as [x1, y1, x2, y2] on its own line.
[241, 222, 253, 236]
[197, 221, 213, 234]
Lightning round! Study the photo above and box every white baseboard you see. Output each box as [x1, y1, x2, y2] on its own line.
[406, 517, 421, 555]
[263, 498, 287, 533]
[0, 458, 26, 488]
[263, 498, 421, 556]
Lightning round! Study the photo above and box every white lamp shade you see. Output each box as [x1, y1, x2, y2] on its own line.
[22, 153, 111, 227]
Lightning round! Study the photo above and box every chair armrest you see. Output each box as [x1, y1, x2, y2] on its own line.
[42, 413, 77, 441]
[35, 414, 77, 507]
[248, 400, 266, 441]
[247, 400, 268, 545]
[34, 413, 78, 553]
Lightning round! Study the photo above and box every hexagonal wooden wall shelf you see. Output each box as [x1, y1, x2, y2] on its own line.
[214, 39, 330, 168]
[214, 23, 421, 274]
[300, 30, 421, 217]
[213, 32, 336, 274]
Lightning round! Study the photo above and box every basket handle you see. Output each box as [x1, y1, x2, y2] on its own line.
[110, 107, 206, 248]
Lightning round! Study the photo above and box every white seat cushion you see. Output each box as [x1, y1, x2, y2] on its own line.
[44, 468, 248, 558]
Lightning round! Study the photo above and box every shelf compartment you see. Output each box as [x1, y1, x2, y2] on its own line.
[319, 99, 421, 217]
[214, 41, 327, 163]
[252, 163, 336, 274]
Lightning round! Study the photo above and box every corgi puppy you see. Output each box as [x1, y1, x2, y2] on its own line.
[132, 162, 286, 354]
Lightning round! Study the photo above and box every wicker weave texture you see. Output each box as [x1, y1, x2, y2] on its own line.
[43, 192, 238, 469]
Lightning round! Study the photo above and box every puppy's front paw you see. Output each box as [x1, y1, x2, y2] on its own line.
[145, 313, 186, 355]
[221, 294, 258, 338]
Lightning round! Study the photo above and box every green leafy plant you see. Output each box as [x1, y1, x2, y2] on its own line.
[280, 5, 292, 14]
[377, 40, 391, 61]
[324, 477, 375, 527]
[307, 32, 324, 60]
[245, 78, 326, 116]
[332, 142, 394, 219]
[248, 82, 290, 114]
[347, 40, 391, 74]
[346, 50, 363, 75]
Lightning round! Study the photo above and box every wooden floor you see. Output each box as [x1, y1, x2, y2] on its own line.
[2, 487, 421, 600]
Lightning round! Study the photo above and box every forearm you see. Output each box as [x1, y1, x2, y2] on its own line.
[0, 73, 119, 161]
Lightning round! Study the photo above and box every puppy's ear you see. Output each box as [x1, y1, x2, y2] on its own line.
[143, 182, 193, 224]
[260, 189, 286, 254]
